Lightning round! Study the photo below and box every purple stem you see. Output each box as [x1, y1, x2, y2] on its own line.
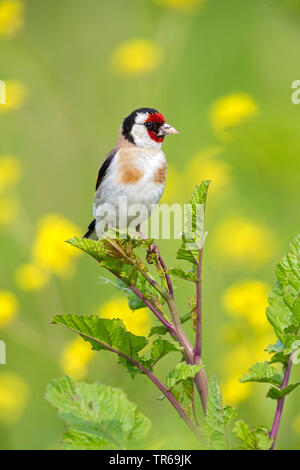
[269, 353, 294, 450]
[194, 248, 203, 362]
[158, 254, 174, 298]
[129, 284, 175, 332]
[62, 324, 202, 441]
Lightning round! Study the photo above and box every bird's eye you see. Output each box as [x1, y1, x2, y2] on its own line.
[145, 122, 152, 129]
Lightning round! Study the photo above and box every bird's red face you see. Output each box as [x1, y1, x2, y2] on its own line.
[144, 112, 166, 143]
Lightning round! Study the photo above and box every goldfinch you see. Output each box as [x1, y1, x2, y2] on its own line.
[84, 107, 178, 239]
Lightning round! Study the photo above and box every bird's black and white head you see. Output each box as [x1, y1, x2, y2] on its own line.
[122, 107, 178, 150]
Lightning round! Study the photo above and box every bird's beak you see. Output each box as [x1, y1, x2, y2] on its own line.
[158, 122, 179, 136]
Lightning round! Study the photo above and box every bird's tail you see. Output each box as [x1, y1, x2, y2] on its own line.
[84, 219, 97, 239]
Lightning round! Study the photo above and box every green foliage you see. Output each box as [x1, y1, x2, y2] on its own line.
[52, 315, 147, 377]
[204, 375, 235, 450]
[177, 181, 210, 265]
[166, 363, 202, 390]
[240, 362, 283, 387]
[150, 337, 182, 364]
[266, 235, 300, 344]
[167, 267, 198, 283]
[233, 421, 272, 450]
[267, 383, 300, 400]
[45, 376, 150, 450]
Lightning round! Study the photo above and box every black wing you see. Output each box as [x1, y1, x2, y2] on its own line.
[84, 148, 117, 239]
[95, 147, 117, 191]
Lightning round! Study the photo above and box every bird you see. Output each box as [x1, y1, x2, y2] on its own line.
[84, 107, 178, 240]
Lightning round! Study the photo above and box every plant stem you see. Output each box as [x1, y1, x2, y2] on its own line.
[194, 248, 203, 361]
[62, 324, 202, 442]
[269, 353, 294, 450]
[158, 253, 174, 298]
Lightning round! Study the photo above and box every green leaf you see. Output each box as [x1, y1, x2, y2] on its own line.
[240, 362, 283, 387]
[177, 181, 210, 265]
[267, 383, 300, 400]
[150, 337, 182, 364]
[45, 376, 150, 450]
[166, 363, 202, 390]
[51, 315, 148, 376]
[167, 267, 198, 283]
[223, 405, 237, 426]
[233, 421, 272, 450]
[204, 375, 228, 450]
[266, 234, 300, 343]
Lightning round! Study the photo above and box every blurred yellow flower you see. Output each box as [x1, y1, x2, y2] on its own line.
[99, 297, 151, 336]
[222, 373, 251, 405]
[60, 337, 94, 380]
[32, 214, 81, 276]
[0, 79, 27, 113]
[161, 165, 181, 203]
[0, 372, 29, 424]
[0, 196, 19, 226]
[213, 217, 277, 266]
[155, 0, 205, 12]
[0, 290, 18, 327]
[0, 0, 24, 38]
[0, 156, 22, 193]
[210, 93, 258, 141]
[111, 39, 162, 77]
[293, 414, 300, 434]
[222, 280, 271, 332]
[15, 263, 49, 291]
[185, 147, 231, 199]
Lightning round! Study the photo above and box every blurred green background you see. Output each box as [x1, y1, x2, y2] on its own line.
[0, 0, 300, 450]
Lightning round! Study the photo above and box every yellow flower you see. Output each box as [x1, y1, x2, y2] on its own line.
[111, 39, 162, 77]
[213, 217, 277, 266]
[222, 373, 251, 405]
[60, 337, 94, 380]
[32, 214, 81, 276]
[0, 0, 24, 38]
[154, 0, 205, 12]
[293, 414, 300, 434]
[0, 196, 19, 226]
[0, 290, 18, 327]
[222, 280, 271, 332]
[161, 165, 181, 203]
[0, 156, 22, 193]
[185, 147, 231, 199]
[99, 297, 151, 336]
[15, 263, 49, 291]
[0, 79, 27, 113]
[210, 93, 258, 141]
[0, 372, 29, 424]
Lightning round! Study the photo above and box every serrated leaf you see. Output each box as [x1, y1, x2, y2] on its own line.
[204, 375, 228, 450]
[267, 382, 300, 400]
[166, 363, 202, 390]
[177, 181, 210, 265]
[266, 235, 300, 343]
[116, 267, 161, 311]
[233, 420, 272, 450]
[51, 315, 148, 376]
[293, 294, 300, 325]
[167, 267, 198, 283]
[240, 362, 283, 386]
[45, 376, 150, 450]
